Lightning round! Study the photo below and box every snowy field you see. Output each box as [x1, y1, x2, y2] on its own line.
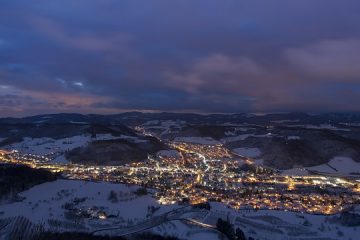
[281, 168, 310, 176]
[221, 133, 273, 143]
[281, 157, 360, 177]
[151, 220, 220, 240]
[0, 179, 221, 239]
[0, 179, 358, 239]
[287, 135, 301, 140]
[233, 147, 261, 158]
[174, 137, 221, 145]
[0, 180, 164, 227]
[3, 134, 146, 163]
[340, 122, 360, 127]
[156, 150, 181, 158]
[4, 135, 91, 156]
[307, 157, 360, 176]
[210, 202, 360, 240]
[287, 124, 350, 131]
[142, 120, 186, 136]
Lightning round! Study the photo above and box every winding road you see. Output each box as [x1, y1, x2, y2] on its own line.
[90, 206, 225, 238]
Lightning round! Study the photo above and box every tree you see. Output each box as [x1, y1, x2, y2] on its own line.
[235, 228, 246, 240]
[108, 190, 118, 203]
[216, 218, 235, 240]
[134, 187, 148, 196]
[216, 218, 246, 240]
[193, 202, 211, 210]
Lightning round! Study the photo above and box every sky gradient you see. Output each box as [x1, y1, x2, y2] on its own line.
[1, 0, 360, 116]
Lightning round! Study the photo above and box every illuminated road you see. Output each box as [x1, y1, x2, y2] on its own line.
[90, 206, 225, 238]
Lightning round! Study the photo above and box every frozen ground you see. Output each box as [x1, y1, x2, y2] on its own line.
[233, 147, 261, 158]
[281, 157, 360, 177]
[287, 136, 301, 140]
[281, 168, 310, 176]
[221, 134, 252, 143]
[210, 202, 359, 240]
[4, 135, 91, 156]
[340, 122, 360, 127]
[151, 220, 220, 240]
[0, 179, 358, 239]
[307, 156, 360, 176]
[287, 124, 350, 131]
[142, 120, 186, 136]
[272, 119, 300, 123]
[0, 180, 164, 227]
[174, 137, 221, 145]
[3, 134, 146, 163]
[221, 133, 273, 143]
[0, 179, 221, 239]
[156, 150, 181, 158]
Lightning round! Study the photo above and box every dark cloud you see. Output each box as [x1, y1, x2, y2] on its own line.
[0, 0, 360, 116]
[285, 39, 360, 79]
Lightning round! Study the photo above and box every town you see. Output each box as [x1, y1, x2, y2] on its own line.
[1, 137, 359, 217]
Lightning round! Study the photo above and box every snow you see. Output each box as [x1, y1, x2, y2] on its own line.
[51, 155, 69, 164]
[143, 120, 185, 136]
[160, 120, 184, 128]
[221, 122, 241, 126]
[282, 157, 360, 177]
[187, 231, 220, 240]
[0, 179, 222, 239]
[0, 179, 173, 231]
[69, 121, 88, 124]
[271, 119, 300, 123]
[115, 135, 148, 143]
[210, 203, 360, 240]
[174, 137, 221, 145]
[3, 135, 91, 156]
[281, 168, 309, 176]
[308, 156, 360, 176]
[289, 124, 350, 131]
[3, 134, 147, 163]
[224, 131, 236, 136]
[157, 150, 181, 158]
[0, 179, 358, 239]
[340, 122, 360, 127]
[33, 120, 47, 124]
[221, 133, 273, 143]
[151, 220, 220, 240]
[221, 134, 251, 143]
[254, 159, 264, 165]
[233, 148, 261, 158]
[143, 120, 160, 126]
[287, 135, 301, 140]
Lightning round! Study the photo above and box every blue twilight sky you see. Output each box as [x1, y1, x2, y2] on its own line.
[0, 0, 360, 116]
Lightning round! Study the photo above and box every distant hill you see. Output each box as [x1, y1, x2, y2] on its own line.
[66, 136, 167, 165]
[1, 112, 360, 168]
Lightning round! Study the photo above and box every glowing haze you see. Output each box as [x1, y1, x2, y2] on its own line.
[0, 0, 360, 116]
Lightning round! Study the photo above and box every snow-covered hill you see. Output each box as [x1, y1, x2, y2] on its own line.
[0, 179, 358, 240]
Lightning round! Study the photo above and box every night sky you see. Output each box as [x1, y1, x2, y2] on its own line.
[0, 0, 360, 116]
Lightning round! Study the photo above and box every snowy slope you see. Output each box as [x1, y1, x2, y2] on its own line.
[3, 134, 146, 163]
[0, 179, 358, 239]
[0, 180, 173, 231]
[233, 147, 261, 158]
[210, 202, 359, 240]
[0, 179, 221, 239]
[174, 137, 220, 145]
[307, 156, 360, 176]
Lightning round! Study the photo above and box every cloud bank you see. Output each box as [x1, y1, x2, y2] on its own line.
[0, 0, 359, 116]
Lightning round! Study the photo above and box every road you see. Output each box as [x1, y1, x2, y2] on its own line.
[91, 206, 224, 237]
